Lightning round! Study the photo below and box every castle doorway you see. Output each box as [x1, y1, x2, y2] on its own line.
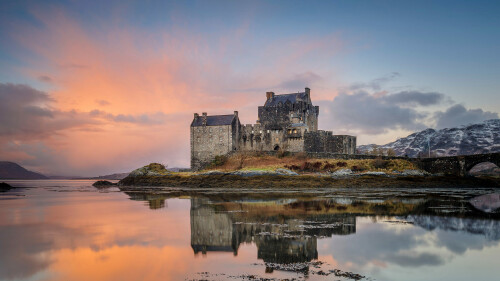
[274, 145, 280, 151]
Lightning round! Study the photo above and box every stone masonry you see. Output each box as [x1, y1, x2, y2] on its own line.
[190, 88, 356, 170]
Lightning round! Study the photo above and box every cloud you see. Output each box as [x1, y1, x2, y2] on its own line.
[37, 75, 53, 83]
[382, 91, 448, 106]
[89, 109, 170, 125]
[277, 72, 323, 90]
[0, 83, 187, 176]
[348, 72, 400, 92]
[321, 91, 427, 134]
[95, 99, 110, 106]
[434, 104, 498, 129]
[0, 83, 96, 139]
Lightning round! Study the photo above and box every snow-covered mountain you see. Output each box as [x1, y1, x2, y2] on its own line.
[358, 119, 500, 157]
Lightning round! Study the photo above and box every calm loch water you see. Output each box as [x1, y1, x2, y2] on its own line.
[1, 180, 500, 281]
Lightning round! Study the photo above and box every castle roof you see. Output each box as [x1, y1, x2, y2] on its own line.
[191, 114, 235, 127]
[264, 92, 307, 107]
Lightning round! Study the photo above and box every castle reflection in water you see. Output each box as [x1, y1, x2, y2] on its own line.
[190, 198, 356, 264]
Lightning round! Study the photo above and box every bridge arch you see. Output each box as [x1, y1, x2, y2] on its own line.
[464, 154, 500, 176]
[468, 161, 500, 176]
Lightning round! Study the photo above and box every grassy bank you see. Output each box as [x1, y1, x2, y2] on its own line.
[206, 153, 417, 174]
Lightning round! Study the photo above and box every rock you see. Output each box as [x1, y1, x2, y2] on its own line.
[470, 193, 500, 213]
[92, 180, 116, 188]
[275, 168, 298, 176]
[360, 171, 387, 176]
[401, 169, 430, 176]
[230, 170, 275, 177]
[197, 170, 228, 176]
[331, 169, 353, 177]
[0, 182, 13, 192]
[129, 163, 171, 177]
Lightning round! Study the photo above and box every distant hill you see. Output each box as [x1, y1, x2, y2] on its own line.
[90, 173, 130, 180]
[358, 119, 500, 157]
[0, 161, 48, 179]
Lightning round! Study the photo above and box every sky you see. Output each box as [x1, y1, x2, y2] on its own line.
[0, 0, 499, 176]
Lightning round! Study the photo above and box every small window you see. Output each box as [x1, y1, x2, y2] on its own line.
[220, 127, 223, 132]
[293, 129, 297, 134]
[209, 128, 212, 132]
[267, 130, 270, 133]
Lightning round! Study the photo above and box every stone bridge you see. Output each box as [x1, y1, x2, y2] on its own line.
[302, 151, 499, 177]
[411, 153, 500, 177]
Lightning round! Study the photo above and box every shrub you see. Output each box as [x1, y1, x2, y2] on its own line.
[336, 161, 347, 167]
[312, 161, 323, 170]
[147, 163, 167, 171]
[284, 164, 301, 171]
[323, 162, 336, 171]
[295, 152, 308, 160]
[212, 155, 227, 167]
[372, 157, 389, 169]
[352, 165, 366, 172]
[277, 149, 289, 158]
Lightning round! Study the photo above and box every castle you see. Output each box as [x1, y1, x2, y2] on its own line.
[190, 88, 356, 170]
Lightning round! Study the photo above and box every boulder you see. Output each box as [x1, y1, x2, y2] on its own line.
[401, 169, 430, 176]
[470, 193, 500, 213]
[275, 168, 299, 176]
[331, 169, 353, 177]
[129, 163, 171, 177]
[0, 182, 13, 192]
[92, 180, 116, 188]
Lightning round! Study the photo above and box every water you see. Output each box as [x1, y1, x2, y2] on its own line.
[1, 180, 500, 281]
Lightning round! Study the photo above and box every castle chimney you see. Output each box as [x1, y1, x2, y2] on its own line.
[202, 112, 207, 126]
[305, 87, 310, 96]
[234, 111, 238, 117]
[266, 91, 275, 100]
[194, 113, 199, 118]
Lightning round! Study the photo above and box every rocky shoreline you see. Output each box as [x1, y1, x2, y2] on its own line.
[118, 172, 500, 189]
[115, 163, 500, 190]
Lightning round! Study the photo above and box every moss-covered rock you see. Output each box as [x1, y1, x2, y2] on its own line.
[129, 163, 171, 177]
[92, 180, 116, 188]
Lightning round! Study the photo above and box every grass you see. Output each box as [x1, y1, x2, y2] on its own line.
[207, 154, 417, 173]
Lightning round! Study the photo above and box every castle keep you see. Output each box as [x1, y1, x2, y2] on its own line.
[190, 88, 356, 170]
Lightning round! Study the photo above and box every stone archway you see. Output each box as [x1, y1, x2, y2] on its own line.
[274, 145, 280, 151]
[464, 154, 500, 176]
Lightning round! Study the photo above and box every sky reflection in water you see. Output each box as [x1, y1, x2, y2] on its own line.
[0, 180, 500, 281]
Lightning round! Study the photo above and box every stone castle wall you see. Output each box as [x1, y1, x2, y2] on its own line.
[191, 124, 234, 170]
[304, 131, 356, 154]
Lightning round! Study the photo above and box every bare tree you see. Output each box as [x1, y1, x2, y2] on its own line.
[236, 151, 250, 170]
